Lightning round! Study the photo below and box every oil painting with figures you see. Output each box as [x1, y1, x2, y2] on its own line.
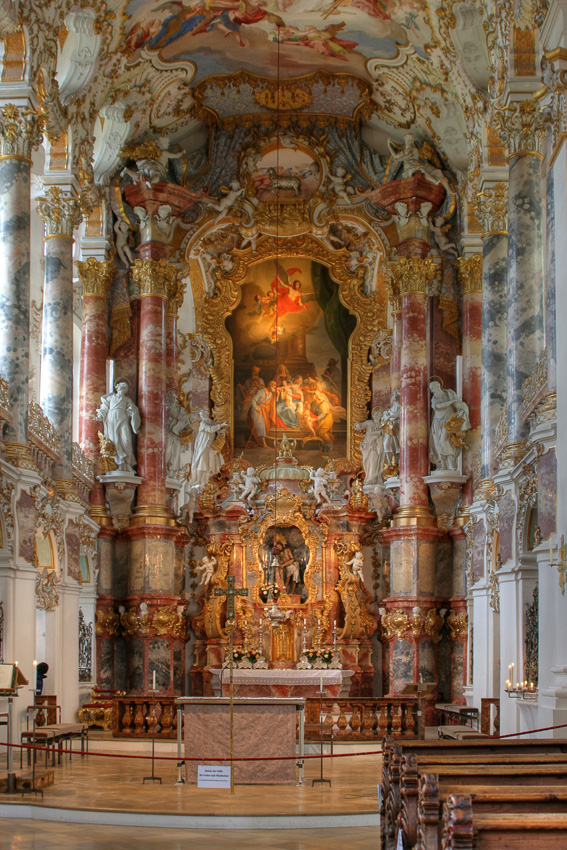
[227, 256, 355, 465]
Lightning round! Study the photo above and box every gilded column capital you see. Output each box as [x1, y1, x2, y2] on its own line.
[457, 254, 482, 293]
[390, 257, 436, 297]
[77, 257, 114, 298]
[37, 187, 82, 238]
[131, 258, 177, 299]
[0, 103, 42, 160]
[492, 99, 548, 159]
[476, 183, 508, 235]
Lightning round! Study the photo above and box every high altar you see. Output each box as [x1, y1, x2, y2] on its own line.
[89, 120, 472, 713]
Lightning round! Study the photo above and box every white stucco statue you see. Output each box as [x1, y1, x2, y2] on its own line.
[96, 381, 141, 473]
[114, 219, 135, 267]
[202, 180, 245, 225]
[309, 467, 332, 506]
[387, 133, 451, 195]
[238, 466, 262, 503]
[122, 134, 185, 187]
[381, 390, 401, 475]
[195, 553, 217, 587]
[328, 165, 354, 204]
[346, 550, 365, 583]
[189, 409, 228, 488]
[428, 380, 470, 471]
[165, 390, 192, 478]
[354, 409, 384, 486]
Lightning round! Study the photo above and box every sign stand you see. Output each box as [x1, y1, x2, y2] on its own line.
[0, 664, 29, 795]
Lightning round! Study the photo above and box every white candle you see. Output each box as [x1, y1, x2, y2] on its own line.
[303, 618, 307, 626]
[551, 537, 553, 563]
[333, 619, 337, 629]
[319, 670, 323, 692]
[152, 670, 156, 690]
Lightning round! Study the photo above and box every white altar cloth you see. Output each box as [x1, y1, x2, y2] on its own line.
[210, 667, 354, 697]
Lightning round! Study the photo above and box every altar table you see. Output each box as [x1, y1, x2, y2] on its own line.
[177, 696, 305, 785]
[209, 667, 354, 698]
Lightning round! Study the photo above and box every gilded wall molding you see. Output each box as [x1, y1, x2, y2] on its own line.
[191, 234, 387, 462]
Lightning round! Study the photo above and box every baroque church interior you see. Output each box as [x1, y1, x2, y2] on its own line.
[0, 0, 566, 845]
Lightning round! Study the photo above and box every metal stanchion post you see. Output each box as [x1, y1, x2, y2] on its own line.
[6, 696, 15, 794]
[176, 706, 185, 785]
[142, 688, 162, 784]
[296, 702, 304, 786]
[312, 683, 331, 787]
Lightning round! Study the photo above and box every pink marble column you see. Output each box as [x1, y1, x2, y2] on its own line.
[131, 256, 176, 520]
[392, 258, 436, 518]
[166, 294, 180, 394]
[458, 255, 482, 508]
[390, 305, 401, 393]
[77, 257, 114, 521]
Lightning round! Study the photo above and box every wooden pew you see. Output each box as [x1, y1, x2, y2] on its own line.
[442, 793, 567, 850]
[396, 758, 567, 850]
[413, 774, 567, 850]
[381, 737, 567, 850]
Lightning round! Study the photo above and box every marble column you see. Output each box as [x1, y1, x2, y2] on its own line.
[166, 281, 184, 394]
[130, 258, 176, 522]
[0, 104, 41, 449]
[37, 187, 81, 480]
[497, 101, 546, 457]
[390, 300, 402, 394]
[77, 256, 114, 522]
[391, 257, 436, 518]
[457, 254, 482, 507]
[477, 184, 509, 481]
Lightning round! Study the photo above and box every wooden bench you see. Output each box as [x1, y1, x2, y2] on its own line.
[21, 723, 88, 767]
[415, 777, 567, 850]
[381, 737, 567, 850]
[442, 793, 567, 849]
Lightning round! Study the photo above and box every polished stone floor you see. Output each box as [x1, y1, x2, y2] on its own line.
[0, 741, 381, 849]
[0, 819, 379, 849]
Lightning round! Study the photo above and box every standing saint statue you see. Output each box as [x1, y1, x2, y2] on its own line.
[381, 390, 400, 478]
[428, 380, 470, 471]
[96, 381, 141, 473]
[165, 390, 192, 478]
[189, 409, 228, 488]
[354, 408, 384, 486]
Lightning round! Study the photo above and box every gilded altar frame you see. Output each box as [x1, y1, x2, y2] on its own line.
[186, 234, 388, 463]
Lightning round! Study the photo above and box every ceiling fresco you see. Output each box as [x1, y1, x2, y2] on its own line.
[121, 0, 433, 83]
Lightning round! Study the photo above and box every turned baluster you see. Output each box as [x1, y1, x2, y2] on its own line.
[134, 701, 145, 735]
[403, 700, 416, 737]
[350, 702, 362, 737]
[362, 703, 375, 738]
[377, 700, 389, 736]
[336, 701, 349, 738]
[391, 702, 402, 738]
[121, 702, 133, 734]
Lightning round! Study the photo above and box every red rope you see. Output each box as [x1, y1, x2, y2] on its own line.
[0, 740, 382, 762]
[490, 722, 567, 740]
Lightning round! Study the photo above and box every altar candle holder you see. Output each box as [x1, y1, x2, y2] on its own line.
[301, 619, 308, 656]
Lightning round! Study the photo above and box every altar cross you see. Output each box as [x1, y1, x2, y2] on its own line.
[214, 575, 248, 629]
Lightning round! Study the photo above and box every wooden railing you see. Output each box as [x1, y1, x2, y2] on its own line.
[304, 696, 418, 741]
[112, 696, 178, 738]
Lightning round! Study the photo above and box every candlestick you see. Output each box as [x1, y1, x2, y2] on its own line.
[319, 670, 323, 693]
[152, 670, 156, 690]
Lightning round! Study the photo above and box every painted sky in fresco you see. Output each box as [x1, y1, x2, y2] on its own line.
[122, 0, 431, 82]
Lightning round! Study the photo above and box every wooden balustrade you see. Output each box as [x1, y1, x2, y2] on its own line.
[480, 697, 500, 736]
[377, 697, 418, 739]
[112, 696, 178, 738]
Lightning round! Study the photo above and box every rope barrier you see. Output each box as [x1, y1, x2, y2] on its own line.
[0, 739, 382, 762]
[491, 721, 567, 739]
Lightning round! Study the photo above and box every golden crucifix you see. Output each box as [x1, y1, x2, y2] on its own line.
[214, 575, 248, 793]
